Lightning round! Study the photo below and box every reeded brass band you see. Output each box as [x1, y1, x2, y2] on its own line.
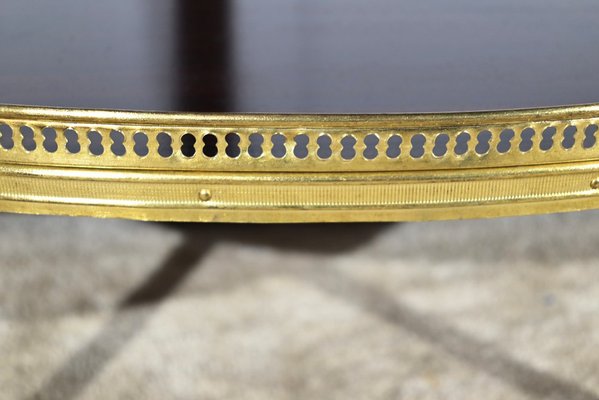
[1, 103, 599, 222]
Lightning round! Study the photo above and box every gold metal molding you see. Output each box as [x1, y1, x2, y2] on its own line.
[2, 103, 599, 222]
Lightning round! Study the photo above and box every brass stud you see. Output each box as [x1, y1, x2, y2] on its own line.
[199, 189, 212, 201]
[591, 179, 599, 190]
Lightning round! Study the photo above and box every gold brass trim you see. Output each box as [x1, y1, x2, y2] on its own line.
[1, 103, 599, 222]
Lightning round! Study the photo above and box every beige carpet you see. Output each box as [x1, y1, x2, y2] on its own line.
[1, 211, 599, 399]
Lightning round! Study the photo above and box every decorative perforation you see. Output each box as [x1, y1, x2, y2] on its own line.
[157, 132, 173, 158]
[2, 112, 599, 172]
[341, 135, 357, 160]
[293, 134, 309, 159]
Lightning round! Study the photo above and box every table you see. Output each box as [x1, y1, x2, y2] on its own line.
[1, 0, 599, 222]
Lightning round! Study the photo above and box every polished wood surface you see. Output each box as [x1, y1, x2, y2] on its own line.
[1, 0, 598, 113]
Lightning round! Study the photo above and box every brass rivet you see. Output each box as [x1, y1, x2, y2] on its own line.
[591, 179, 599, 190]
[199, 189, 212, 201]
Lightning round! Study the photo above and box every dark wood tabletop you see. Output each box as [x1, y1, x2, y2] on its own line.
[1, 0, 598, 114]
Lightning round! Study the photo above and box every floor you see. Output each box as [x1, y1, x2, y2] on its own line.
[1, 211, 599, 400]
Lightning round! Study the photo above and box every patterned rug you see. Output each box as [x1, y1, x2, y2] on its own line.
[1, 212, 599, 399]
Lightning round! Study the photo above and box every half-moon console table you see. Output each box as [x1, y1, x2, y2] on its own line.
[3, 1, 599, 222]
